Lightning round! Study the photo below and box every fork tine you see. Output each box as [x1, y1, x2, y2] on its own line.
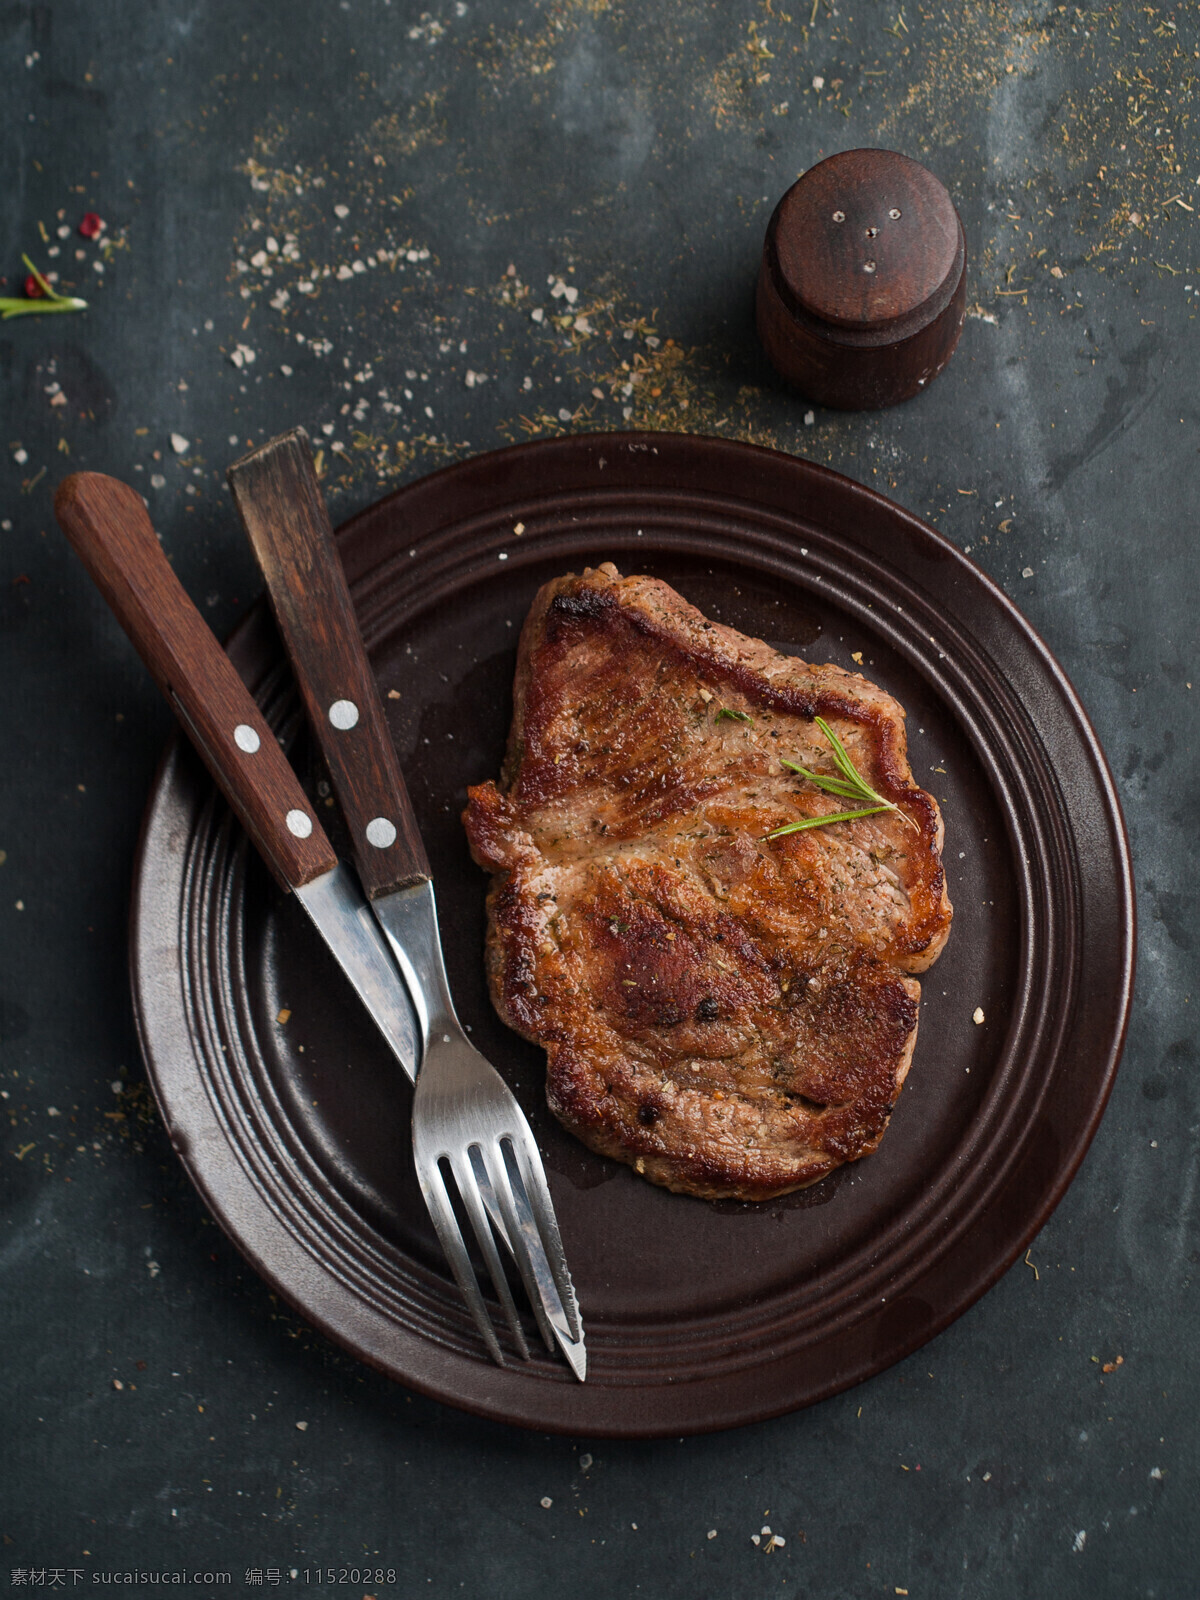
[484, 1139, 587, 1379]
[476, 1140, 558, 1356]
[414, 1155, 504, 1368]
[454, 1146, 532, 1361]
[506, 1129, 584, 1344]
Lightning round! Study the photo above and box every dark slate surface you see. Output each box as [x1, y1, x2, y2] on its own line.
[1, 2, 1195, 1596]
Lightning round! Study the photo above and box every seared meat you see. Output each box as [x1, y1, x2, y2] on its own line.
[464, 565, 952, 1200]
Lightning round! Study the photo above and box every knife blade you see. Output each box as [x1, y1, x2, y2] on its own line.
[53, 472, 420, 1084]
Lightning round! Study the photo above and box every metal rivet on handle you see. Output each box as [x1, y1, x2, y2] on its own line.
[328, 699, 360, 730]
[365, 817, 397, 849]
[286, 810, 313, 838]
[234, 724, 261, 753]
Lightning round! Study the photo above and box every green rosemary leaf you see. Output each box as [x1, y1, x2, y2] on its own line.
[814, 716, 875, 796]
[814, 715, 891, 806]
[779, 758, 862, 798]
[714, 707, 753, 723]
[0, 255, 88, 321]
[765, 805, 890, 839]
[767, 715, 916, 838]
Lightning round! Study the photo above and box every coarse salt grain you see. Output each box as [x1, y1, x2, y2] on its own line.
[973, 1007, 985, 1025]
[170, 434, 189, 455]
[334, 204, 350, 219]
[540, 1497, 552, 1508]
[707, 1530, 717, 1540]
[295, 1420, 308, 1431]
[812, 74, 825, 89]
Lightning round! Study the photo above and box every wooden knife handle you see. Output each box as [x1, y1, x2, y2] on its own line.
[54, 472, 337, 891]
[227, 428, 431, 899]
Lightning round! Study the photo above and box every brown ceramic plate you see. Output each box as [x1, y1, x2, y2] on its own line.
[131, 432, 1133, 1437]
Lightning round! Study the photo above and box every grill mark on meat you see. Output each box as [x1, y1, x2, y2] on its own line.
[465, 564, 952, 1200]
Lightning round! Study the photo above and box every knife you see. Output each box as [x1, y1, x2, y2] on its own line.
[53, 472, 420, 1085]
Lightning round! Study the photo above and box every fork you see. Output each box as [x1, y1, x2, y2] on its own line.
[228, 429, 586, 1379]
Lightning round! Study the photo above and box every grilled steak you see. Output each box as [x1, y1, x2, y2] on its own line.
[464, 565, 952, 1200]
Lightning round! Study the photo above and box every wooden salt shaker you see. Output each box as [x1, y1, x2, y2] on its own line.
[756, 148, 967, 410]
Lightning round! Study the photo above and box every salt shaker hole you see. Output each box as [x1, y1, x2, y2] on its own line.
[889, 208, 902, 219]
[866, 226, 879, 238]
[832, 210, 845, 222]
[863, 260, 877, 273]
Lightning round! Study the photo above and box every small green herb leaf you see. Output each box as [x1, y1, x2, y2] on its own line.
[714, 707, 753, 724]
[766, 805, 890, 839]
[766, 715, 915, 838]
[0, 255, 89, 322]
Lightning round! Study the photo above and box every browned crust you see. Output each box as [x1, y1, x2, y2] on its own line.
[465, 564, 953, 1201]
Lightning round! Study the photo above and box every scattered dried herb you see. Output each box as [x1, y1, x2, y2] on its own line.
[714, 707, 752, 724]
[1, 256, 88, 321]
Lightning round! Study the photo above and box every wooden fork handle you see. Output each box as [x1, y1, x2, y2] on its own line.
[54, 471, 337, 891]
[228, 428, 431, 899]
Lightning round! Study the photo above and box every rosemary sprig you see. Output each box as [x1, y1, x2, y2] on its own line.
[0, 256, 88, 321]
[766, 715, 911, 839]
[714, 707, 753, 724]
